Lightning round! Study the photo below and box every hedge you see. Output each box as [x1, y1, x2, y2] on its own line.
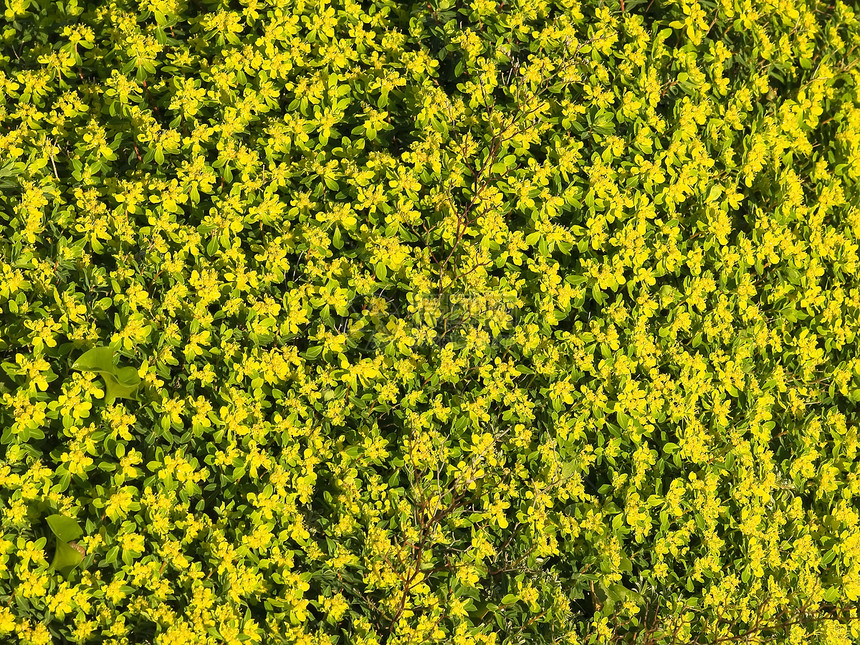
[1, 0, 860, 643]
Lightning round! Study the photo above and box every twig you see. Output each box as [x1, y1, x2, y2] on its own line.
[48, 139, 59, 179]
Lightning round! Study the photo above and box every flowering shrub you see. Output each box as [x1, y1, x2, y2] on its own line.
[1, 0, 860, 643]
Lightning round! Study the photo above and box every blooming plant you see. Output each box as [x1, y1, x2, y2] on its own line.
[1, 0, 860, 644]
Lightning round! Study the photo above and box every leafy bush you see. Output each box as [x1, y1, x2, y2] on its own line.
[1, 0, 860, 643]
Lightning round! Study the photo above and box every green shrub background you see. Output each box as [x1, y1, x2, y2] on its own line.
[2, 0, 860, 643]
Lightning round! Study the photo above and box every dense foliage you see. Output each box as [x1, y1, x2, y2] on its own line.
[2, 0, 860, 643]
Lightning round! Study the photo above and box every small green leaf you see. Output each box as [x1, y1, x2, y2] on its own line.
[303, 345, 323, 360]
[343, 446, 361, 458]
[105, 546, 120, 565]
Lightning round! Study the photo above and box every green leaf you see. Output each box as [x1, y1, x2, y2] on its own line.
[46, 514, 83, 542]
[303, 345, 323, 360]
[103, 373, 140, 404]
[51, 539, 85, 575]
[105, 545, 120, 565]
[115, 366, 141, 387]
[72, 347, 139, 403]
[46, 515, 85, 577]
[72, 347, 116, 373]
[0, 161, 22, 179]
[343, 446, 361, 458]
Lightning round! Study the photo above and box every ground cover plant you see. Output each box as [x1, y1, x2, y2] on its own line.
[2, 0, 860, 643]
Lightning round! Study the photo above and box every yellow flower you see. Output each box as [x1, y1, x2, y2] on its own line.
[104, 486, 139, 521]
[47, 583, 77, 617]
[17, 570, 50, 599]
[0, 606, 16, 633]
[321, 593, 349, 622]
[119, 532, 145, 554]
[105, 578, 128, 605]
